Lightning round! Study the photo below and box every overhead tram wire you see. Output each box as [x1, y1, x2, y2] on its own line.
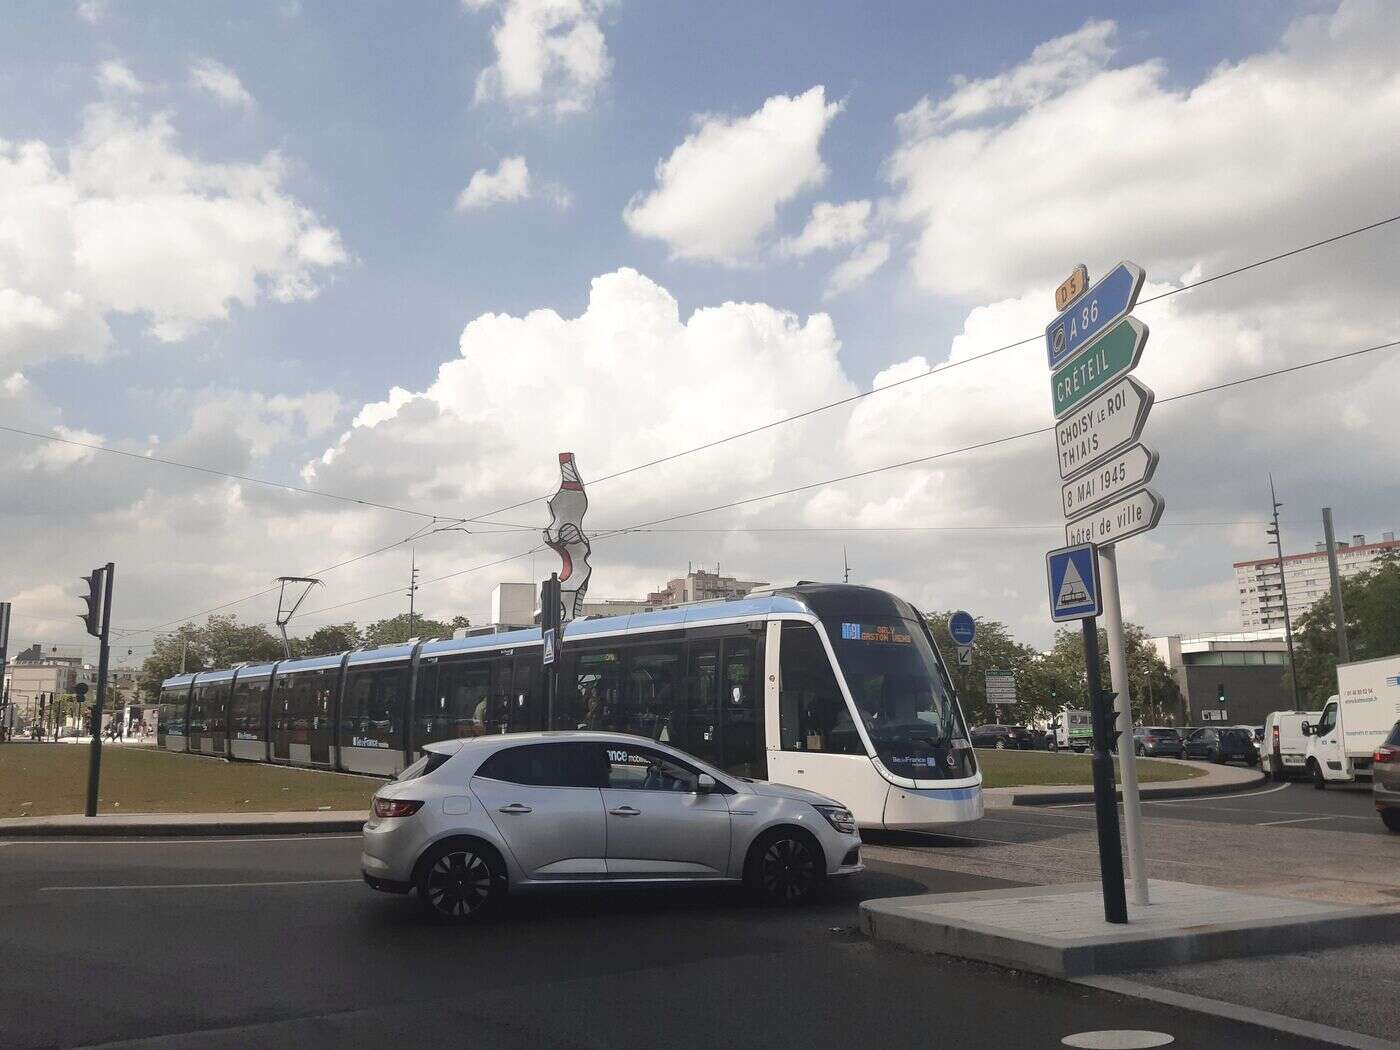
[59, 216, 1400, 634]
[581, 336, 1400, 541]
[196, 334, 1400, 633]
[457, 212, 1400, 525]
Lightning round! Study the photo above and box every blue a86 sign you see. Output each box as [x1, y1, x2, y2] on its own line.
[1045, 262, 1145, 370]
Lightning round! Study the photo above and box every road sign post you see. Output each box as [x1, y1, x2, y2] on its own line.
[984, 670, 1016, 706]
[540, 574, 561, 730]
[81, 562, 113, 819]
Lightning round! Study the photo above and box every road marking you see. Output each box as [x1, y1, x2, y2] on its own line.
[1062, 1031, 1173, 1048]
[38, 878, 362, 892]
[1141, 783, 1291, 804]
[0, 834, 360, 848]
[1255, 815, 1337, 826]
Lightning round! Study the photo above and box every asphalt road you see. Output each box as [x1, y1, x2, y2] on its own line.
[0, 834, 1345, 1050]
[1053, 778, 1388, 835]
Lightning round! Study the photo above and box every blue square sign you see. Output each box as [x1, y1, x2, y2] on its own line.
[1046, 542, 1102, 622]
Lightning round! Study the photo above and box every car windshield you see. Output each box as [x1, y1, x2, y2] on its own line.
[821, 615, 972, 781]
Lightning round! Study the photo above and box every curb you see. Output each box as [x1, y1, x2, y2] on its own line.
[1008, 770, 1267, 806]
[0, 816, 367, 838]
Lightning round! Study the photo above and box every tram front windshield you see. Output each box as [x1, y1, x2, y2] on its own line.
[822, 616, 974, 781]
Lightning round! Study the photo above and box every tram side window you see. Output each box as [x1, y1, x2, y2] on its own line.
[560, 647, 625, 731]
[619, 642, 683, 743]
[160, 688, 187, 735]
[779, 622, 864, 755]
[419, 657, 493, 743]
[230, 679, 268, 740]
[341, 663, 408, 749]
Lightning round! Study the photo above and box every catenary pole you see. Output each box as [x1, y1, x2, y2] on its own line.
[1321, 508, 1350, 666]
[1083, 616, 1127, 924]
[1097, 546, 1149, 906]
[1268, 476, 1301, 710]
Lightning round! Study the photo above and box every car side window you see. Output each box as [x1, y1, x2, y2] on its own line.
[604, 745, 699, 792]
[475, 742, 605, 788]
[1316, 704, 1338, 736]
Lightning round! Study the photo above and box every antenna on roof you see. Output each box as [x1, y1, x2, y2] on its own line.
[843, 546, 851, 584]
[274, 577, 321, 660]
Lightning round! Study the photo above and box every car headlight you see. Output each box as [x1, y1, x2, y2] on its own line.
[814, 804, 857, 835]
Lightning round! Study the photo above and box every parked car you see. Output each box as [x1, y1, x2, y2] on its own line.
[361, 731, 864, 923]
[1183, 726, 1258, 766]
[970, 724, 1037, 750]
[1374, 720, 1400, 833]
[1132, 726, 1184, 758]
[1262, 710, 1321, 782]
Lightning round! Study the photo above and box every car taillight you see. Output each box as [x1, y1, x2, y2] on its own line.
[372, 797, 424, 818]
[1374, 747, 1397, 765]
[1272, 726, 1280, 744]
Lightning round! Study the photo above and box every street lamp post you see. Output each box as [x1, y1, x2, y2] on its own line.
[1266, 475, 1302, 711]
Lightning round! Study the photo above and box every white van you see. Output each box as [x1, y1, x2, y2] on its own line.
[1049, 707, 1093, 752]
[1302, 654, 1400, 787]
[1262, 710, 1320, 782]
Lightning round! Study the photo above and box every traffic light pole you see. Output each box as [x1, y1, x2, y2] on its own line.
[84, 563, 113, 818]
[540, 573, 561, 731]
[1083, 616, 1127, 924]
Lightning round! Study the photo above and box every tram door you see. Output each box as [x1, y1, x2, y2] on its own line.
[271, 676, 291, 761]
[496, 655, 540, 734]
[686, 635, 765, 779]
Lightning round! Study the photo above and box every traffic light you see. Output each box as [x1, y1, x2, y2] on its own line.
[79, 569, 105, 638]
[1216, 683, 1226, 706]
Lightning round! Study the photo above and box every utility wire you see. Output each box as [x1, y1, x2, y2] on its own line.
[463, 212, 1400, 523]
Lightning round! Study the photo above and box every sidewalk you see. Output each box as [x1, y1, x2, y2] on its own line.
[986, 758, 1261, 806]
[0, 810, 367, 836]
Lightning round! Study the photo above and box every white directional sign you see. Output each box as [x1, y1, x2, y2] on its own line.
[1056, 376, 1154, 482]
[985, 670, 1017, 705]
[1065, 487, 1165, 546]
[1061, 443, 1159, 519]
[956, 644, 974, 666]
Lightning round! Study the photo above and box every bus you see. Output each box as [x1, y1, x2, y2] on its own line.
[158, 583, 983, 829]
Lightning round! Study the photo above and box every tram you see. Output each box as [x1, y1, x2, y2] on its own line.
[159, 583, 983, 829]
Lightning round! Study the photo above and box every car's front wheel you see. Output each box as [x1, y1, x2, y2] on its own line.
[994, 739, 1007, 750]
[1309, 759, 1327, 790]
[745, 827, 826, 907]
[415, 839, 506, 924]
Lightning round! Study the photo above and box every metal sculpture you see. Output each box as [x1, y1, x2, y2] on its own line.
[542, 452, 591, 621]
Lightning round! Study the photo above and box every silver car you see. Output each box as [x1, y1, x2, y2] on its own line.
[361, 731, 864, 922]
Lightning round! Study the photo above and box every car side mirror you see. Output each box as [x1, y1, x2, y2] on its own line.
[1300, 722, 1311, 736]
[696, 773, 716, 795]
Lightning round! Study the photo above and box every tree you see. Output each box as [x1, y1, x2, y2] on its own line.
[1030, 621, 1181, 726]
[363, 613, 471, 648]
[925, 612, 1042, 726]
[295, 623, 363, 658]
[1293, 551, 1400, 708]
[138, 615, 285, 696]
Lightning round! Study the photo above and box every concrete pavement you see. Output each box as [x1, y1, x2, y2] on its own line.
[0, 810, 369, 836]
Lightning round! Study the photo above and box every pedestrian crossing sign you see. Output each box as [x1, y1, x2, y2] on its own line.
[1046, 542, 1102, 622]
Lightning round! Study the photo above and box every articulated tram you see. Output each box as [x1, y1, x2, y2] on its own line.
[159, 583, 983, 829]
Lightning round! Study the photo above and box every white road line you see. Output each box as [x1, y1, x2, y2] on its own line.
[39, 878, 363, 892]
[1255, 815, 1337, 827]
[1048, 782, 1292, 810]
[0, 834, 360, 848]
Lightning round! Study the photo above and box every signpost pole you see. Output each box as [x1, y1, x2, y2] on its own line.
[1097, 545, 1149, 906]
[540, 573, 561, 730]
[84, 563, 113, 819]
[1083, 615, 1127, 924]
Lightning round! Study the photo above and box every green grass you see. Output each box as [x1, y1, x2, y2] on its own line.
[0, 744, 379, 818]
[974, 748, 1205, 789]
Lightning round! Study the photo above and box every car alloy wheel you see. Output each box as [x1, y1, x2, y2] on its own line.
[994, 739, 1007, 750]
[420, 845, 498, 921]
[752, 832, 822, 906]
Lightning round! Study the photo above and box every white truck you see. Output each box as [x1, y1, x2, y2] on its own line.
[1050, 707, 1093, 752]
[1302, 653, 1400, 786]
[1261, 709, 1320, 781]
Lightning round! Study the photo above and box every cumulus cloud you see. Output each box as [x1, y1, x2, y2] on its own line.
[0, 100, 346, 368]
[189, 59, 255, 109]
[824, 240, 890, 299]
[468, 0, 612, 118]
[624, 86, 844, 264]
[779, 200, 871, 257]
[97, 60, 144, 95]
[888, 1, 1400, 299]
[76, 0, 107, 25]
[455, 155, 532, 211]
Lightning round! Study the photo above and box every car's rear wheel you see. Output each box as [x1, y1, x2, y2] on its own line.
[1381, 808, 1400, 833]
[1211, 748, 1225, 764]
[745, 827, 826, 907]
[994, 739, 1007, 750]
[415, 839, 505, 923]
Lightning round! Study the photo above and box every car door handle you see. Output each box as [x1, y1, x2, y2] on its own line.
[498, 803, 532, 814]
[608, 805, 641, 816]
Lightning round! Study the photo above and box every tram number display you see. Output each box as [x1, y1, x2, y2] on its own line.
[840, 622, 912, 644]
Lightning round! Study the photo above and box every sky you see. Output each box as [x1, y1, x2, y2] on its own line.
[1, 0, 1397, 666]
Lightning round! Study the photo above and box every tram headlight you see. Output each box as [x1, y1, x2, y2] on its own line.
[813, 805, 857, 835]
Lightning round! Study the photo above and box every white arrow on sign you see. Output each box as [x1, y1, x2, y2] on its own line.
[1055, 375, 1154, 482]
[1061, 442, 1159, 519]
[1065, 487, 1165, 547]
